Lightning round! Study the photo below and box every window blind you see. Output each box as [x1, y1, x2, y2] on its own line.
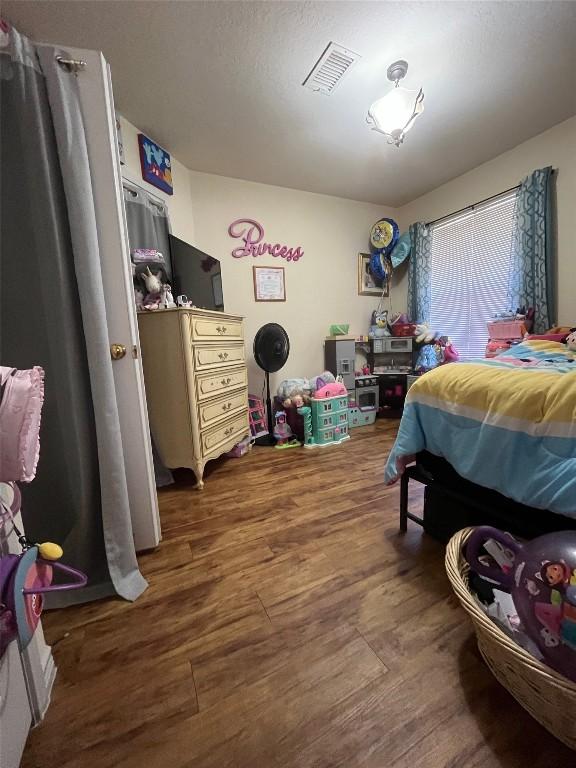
[429, 191, 518, 360]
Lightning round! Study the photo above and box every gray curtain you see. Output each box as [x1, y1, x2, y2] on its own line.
[123, 182, 172, 279]
[407, 222, 432, 323]
[507, 167, 556, 333]
[122, 182, 174, 487]
[1, 23, 146, 603]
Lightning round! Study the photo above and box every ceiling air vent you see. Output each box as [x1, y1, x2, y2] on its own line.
[303, 42, 361, 95]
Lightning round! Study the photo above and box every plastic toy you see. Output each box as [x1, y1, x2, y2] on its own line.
[315, 381, 347, 399]
[248, 394, 267, 439]
[297, 391, 350, 449]
[273, 412, 300, 449]
[466, 526, 576, 681]
[348, 403, 377, 428]
[226, 436, 252, 458]
[0, 518, 86, 660]
[160, 284, 176, 309]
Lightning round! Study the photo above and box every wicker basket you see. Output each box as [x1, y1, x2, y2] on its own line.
[446, 527, 576, 750]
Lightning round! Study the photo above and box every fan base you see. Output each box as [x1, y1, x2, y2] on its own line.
[254, 433, 276, 447]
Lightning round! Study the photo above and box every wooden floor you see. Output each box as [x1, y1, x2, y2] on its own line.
[22, 420, 571, 768]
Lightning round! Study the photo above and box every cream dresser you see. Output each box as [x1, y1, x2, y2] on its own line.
[137, 308, 249, 488]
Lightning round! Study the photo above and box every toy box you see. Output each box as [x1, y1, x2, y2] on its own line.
[348, 404, 377, 428]
[487, 321, 526, 340]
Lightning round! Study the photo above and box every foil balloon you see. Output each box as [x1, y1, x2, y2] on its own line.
[467, 526, 576, 681]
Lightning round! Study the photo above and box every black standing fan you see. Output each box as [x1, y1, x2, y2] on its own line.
[253, 323, 290, 446]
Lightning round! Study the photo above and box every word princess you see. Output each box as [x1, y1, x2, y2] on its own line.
[228, 218, 304, 262]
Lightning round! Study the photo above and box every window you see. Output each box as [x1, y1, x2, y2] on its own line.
[429, 191, 517, 359]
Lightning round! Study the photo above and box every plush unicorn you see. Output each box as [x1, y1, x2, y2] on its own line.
[140, 266, 164, 309]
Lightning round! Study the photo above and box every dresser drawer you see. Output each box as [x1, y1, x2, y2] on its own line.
[198, 388, 248, 429]
[190, 315, 243, 341]
[201, 411, 248, 457]
[194, 344, 245, 371]
[196, 366, 247, 401]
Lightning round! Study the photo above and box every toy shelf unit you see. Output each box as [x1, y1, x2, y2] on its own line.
[298, 394, 350, 448]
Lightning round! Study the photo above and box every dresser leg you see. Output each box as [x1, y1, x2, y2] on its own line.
[192, 460, 205, 490]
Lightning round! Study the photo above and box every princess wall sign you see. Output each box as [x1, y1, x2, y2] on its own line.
[228, 218, 303, 262]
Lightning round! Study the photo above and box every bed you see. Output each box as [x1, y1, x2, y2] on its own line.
[385, 339, 576, 536]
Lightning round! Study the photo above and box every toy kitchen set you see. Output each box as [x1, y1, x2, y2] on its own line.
[324, 328, 418, 424]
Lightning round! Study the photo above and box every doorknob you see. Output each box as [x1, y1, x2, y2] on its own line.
[110, 343, 127, 360]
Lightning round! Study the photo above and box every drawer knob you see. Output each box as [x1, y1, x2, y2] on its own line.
[224, 426, 233, 436]
[220, 377, 232, 386]
[216, 326, 228, 334]
[218, 352, 229, 360]
[221, 402, 232, 411]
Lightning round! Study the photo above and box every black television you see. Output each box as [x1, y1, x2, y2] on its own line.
[169, 235, 224, 311]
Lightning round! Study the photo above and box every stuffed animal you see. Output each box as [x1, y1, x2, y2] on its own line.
[414, 323, 439, 346]
[372, 309, 388, 329]
[140, 266, 164, 308]
[277, 371, 336, 406]
[565, 330, 576, 352]
[314, 381, 347, 399]
[134, 286, 145, 310]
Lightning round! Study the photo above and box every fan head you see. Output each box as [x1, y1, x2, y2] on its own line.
[253, 323, 290, 373]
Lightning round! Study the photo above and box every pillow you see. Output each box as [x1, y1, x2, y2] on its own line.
[527, 333, 567, 342]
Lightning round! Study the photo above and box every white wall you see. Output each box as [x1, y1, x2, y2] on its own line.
[120, 114, 575, 392]
[120, 118, 389, 391]
[187, 172, 391, 391]
[396, 116, 576, 326]
[119, 116, 196, 246]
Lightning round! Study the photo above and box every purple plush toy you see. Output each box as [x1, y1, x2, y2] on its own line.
[467, 526, 576, 681]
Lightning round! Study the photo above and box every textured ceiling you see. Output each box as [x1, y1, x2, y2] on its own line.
[4, 1, 576, 205]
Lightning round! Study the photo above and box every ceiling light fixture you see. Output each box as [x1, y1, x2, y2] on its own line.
[367, 60, 424, 147]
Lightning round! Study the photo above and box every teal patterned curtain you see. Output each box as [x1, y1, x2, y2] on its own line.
[507, 167, 555, 333]
[407, 222, 432, 323]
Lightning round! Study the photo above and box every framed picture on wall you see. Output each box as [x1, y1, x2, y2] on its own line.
[253, 266, 286, 302]
[358, 252, 388, 296]
[138, 133, 173, 195]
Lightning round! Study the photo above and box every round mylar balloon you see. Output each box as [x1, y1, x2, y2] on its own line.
[467, 526, 576, 682]
[369, 218, 399, 255]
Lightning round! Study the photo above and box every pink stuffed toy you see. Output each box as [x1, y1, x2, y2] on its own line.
[314, 381, 347, 399]
[443, 341, 459, 363]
